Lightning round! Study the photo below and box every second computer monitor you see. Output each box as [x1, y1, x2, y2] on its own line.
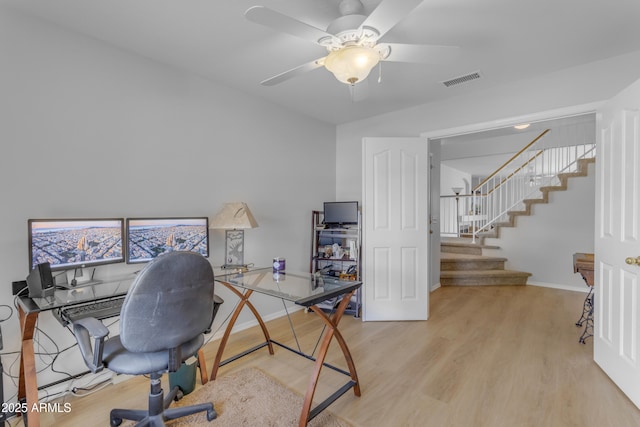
[126, 217, 209, 264]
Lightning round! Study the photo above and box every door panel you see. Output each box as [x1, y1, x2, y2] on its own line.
[595, 78, 640, 408]
[363, 137, 429, 321]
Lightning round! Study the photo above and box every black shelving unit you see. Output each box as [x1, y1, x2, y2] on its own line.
[310, 210, 361, 317]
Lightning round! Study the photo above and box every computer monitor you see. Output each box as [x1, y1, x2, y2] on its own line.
[323, 201, 359, 226]
[28, 218, 125, 272]
[126, 217, 209, 264]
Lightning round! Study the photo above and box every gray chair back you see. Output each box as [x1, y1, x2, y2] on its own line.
[119, 251, 214, 353]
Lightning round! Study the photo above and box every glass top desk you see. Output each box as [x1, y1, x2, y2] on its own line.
[212, 268, 362, 427]
[15, 275, 136, 427]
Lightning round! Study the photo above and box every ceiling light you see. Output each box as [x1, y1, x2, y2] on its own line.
[324, 45, 381, 85]
[514, 124, 530, 130]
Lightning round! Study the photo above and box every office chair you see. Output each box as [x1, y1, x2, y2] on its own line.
[72, 251, 217, 427]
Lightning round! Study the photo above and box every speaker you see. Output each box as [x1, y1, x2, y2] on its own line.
[26, 262, 55, 298]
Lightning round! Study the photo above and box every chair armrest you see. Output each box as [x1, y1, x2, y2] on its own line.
[72, 317, 110, 373]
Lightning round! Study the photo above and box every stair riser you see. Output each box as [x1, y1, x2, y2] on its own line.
[441, 245, 483, 255]
[441, 276, 528, 286]
[441, 260, 506, 271]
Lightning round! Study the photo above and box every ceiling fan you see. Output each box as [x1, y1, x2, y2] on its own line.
[245, 0, 458, 87]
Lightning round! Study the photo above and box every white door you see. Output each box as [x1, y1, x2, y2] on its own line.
[362, 137, 429, 321]
[594, 77, 640, 408]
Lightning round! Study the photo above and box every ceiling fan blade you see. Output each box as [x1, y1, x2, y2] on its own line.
[381, 43, 460, 64]
[245, 6, 340, 46]
[359, 0, 424, 41]
[260, 57, 326, 86]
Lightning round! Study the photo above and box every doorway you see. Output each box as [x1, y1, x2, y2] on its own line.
[424, 107, 598, 291]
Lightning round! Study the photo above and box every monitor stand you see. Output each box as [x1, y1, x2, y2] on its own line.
[56, 280, 103, 290]
[53, 269, 102, 289]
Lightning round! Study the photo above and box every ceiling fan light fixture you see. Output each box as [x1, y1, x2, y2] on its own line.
[324, 45, 381, 85]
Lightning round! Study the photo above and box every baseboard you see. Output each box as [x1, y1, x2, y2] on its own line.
[430, 280, 583, 293]
[527, 280, 589, 293]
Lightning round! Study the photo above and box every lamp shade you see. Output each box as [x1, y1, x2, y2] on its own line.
[324, 45, 381, 85]
[210, 202, 258, 229]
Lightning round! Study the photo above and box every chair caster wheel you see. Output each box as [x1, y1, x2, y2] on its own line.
[110, 417, 123, 426]
[207, 408, 217, 421]
[174, 388, 184, 401]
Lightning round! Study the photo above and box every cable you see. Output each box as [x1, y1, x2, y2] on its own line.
[69, 376, 112, 397]
[0, 304, 13, 322]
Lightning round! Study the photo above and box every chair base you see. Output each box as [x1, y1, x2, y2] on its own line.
[110, 373, 216, 427]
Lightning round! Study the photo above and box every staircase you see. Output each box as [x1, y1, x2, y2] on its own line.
[440, 238, 531, 286]
[439, 131, 596, 287]
[474, 156, 595, 239]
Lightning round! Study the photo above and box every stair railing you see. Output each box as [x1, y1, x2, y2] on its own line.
[440, 128, 596, 242]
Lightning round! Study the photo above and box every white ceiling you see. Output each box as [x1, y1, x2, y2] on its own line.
[2, 0, 640, 125]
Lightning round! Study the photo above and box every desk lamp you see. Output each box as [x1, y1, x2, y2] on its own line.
[210, 202, 258, 269]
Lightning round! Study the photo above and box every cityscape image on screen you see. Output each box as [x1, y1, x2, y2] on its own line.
[29, 218, 125, 271]
[126, 217, 209, 264]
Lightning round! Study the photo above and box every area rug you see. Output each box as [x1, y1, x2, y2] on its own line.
[124, 368, 350, 427]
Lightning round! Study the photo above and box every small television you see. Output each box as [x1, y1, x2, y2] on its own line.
[323, 201, 359, 226]
[28, 218, 125, 272]
[126, 217, 209, 264]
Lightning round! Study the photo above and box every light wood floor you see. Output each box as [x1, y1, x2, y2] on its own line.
[34, 285, 640, 427]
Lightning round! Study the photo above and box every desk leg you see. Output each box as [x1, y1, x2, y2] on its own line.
[17, 306, 40, 427]
[579, 292, 594, 344]
[575, 286, 594, 327]
[197, 349, 208, 385]
[210, 284, 274, 381]
[300, 290, 360, 427]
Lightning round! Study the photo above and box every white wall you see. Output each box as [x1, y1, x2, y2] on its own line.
[0, 8, 336, 401]
[483, 162, 595, 291]
[441, 163, 471, 196]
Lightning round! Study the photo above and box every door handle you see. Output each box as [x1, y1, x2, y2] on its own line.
[625, 256, 640, 265]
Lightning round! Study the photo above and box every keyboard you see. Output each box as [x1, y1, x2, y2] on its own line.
[61, 297, 125, 323]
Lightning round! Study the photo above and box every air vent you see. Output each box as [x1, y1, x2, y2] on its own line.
[442, 71, 482, 88]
